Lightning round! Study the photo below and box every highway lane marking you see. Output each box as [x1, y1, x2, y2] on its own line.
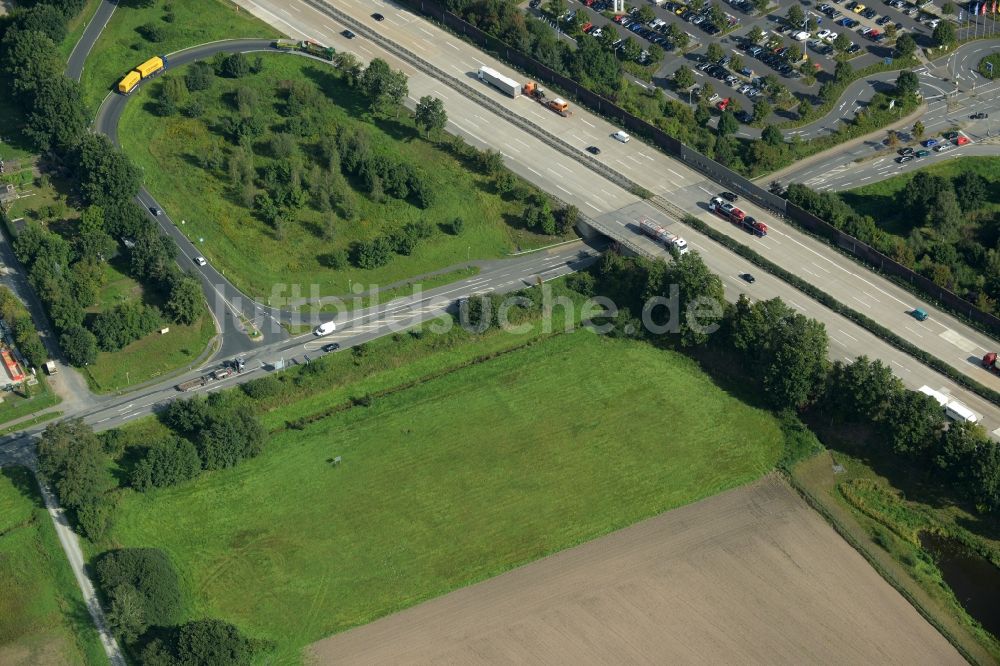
[512, 137, 530, 148]
[290, 3, 300, 10]
[811, 262, 830, 273]
[666, 168, 683, 180]
[904, 325, 924, 339]
[891, 360, 911, 373]
[863, 291, 881, 303]
[525, 165, 541, 176]
[851, 296, 871, 309]
[585, 202, 601, 211]
[830, 334, 847, 348]
[837, 329, 858, 342]
[445, 40, 460, 50]
[698, 186, 714, 196]
[580, 118, 595, 128]
[556, 184, 573, 196]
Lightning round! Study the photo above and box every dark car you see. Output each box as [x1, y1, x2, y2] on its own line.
[371, 12, 385, 21]
[876, 14, 891, 24]
[736, 110, 753, 123]
[896, 154, 915, 163]
[322, 343, 341, 353]
[720, 191, 739, 202]
[740, 273, 756, 283]
[529, 0, 540, 7]
[971, 111, 988, 119]
[149, 206, 161, 216]
[897, 147, 913, 155]
[342, 29, 355, 38]
[586, 145, 601, 155]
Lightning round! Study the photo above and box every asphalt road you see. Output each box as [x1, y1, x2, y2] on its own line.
[235, 0, 1000, 403]
[65, 0, 117, 82]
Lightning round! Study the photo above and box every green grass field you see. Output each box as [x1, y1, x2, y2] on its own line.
[841, 156, 1000, 235]
[119, 53, 568, 301]
[0, 467, 105, 665]
[79, 0, 280, 110]
[0, 378, 60, 429]
[105, 330, 782, 662]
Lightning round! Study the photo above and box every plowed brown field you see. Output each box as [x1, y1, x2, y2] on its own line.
[307, 475, 962, 665]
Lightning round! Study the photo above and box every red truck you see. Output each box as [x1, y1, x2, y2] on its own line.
[710, 198, 768, 237]
[983, 352, 1000, 374]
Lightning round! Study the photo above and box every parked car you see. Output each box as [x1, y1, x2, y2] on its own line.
[322, 343, 341, 352]
[970, 111, 988, 119]
[717, 97, 731, 111]
[896, 154, 915, 163]
[897, 147, 913, 155]
[934, 142, 955, 152]
[954, 135, 970, 146]
[720, 191, 739, 202]
[921, 138, 938, 148]
[915, 149, 930, 158]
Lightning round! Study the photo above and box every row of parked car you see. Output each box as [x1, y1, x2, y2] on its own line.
[739, 38, 798, 77]
[697, 57, 765, 99]
[662, 1, 738, 35]
[894, 132, 971, 162]
[614, 11, 673, 47]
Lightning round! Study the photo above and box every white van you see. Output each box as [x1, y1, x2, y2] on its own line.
[944, 400, 978, 424]
[313, 321, 336, 336]
[613, 130, 630, 143]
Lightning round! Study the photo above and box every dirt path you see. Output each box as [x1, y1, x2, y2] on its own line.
[307, 475, 962, 665]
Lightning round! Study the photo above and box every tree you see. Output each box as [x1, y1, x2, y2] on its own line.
[332, 51, 362, 85]
[137, 21, 166, 42]
[95, 548, 182, 626]
[175, 619, 261, 665]
[717, 110, 739, 136]
[912, 119, 925, 141]
[699, 82, 716, 105]
[895, 70, 919, 97]
[220, 52, 250, 78]
[414, 95, 447, 136]
[621, 36, 642, 62]
[24, 76, 87, 152]
[825, 356, 902, 423]
[106, 585, 147, 643]
[895, 32, 916, 58]
[884, 389, 943, 455]
[886, 129, 899, 148]
[673, 65, 695, 90]
[709, 2, 726, 28]
[598, 25, 619, 51]
[748, 25, 765, 44]
[833, 32, 851, 53]
[353, 237, 393, 269]
[91, 301, 162, 352]
[8, 4, 68, 42]
[449, 217, 465, 235]
[834, 59, 853, 83]
[646, 43, 665, 65]
[478, 148, 505, 176]
[752, 99, 772, 124]
[884, 22, 898, 41]
[706, 42, 724, 63]
[926, 188, 963, 241]
[787, 4, 805, 27]
[798, 98, 814, 121]
[667, 23, 689, 49]
[954, 172, 988, 212]
[730, 54, 744, 73]
[60, 326, 97, 366]
[74, 134, 141, 208]
[933, 21, 956, 47]
[636, 5, 656, 22]
[544, 0, 567, 19]
[761, 124, 783, 146]
[185, 61, 214, 91]
[165, 274, 203, 325]
[359, 58, 408, 114]
[130, 437, 202, 491]
[787, 43, 803, 64]
[941, 0, 956, 12]
[75, 206, 116, 263]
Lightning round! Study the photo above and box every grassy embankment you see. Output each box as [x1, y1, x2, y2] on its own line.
[0, 467, 105, 665]
[99, 308, 783, 662]
[79, 0, 280, 111]
[119, 52, 571, 303]
[790, 448, 1000, 664]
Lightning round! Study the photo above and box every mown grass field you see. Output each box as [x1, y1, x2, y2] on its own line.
[119, 53, 568, 301]
[105, 329, 783, 662]
[0, 467, 105, 665]
[79, 0, 279, 110]
[0, 378, 59, 429]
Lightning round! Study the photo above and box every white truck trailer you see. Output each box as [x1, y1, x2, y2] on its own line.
[478, 66, 520, 97]
[639, 218, 689, 255]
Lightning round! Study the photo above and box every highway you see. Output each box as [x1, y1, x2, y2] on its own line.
[229, 0, 1000, 403]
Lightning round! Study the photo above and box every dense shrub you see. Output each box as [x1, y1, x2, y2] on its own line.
[130, 437, 202, 491]
[94, 548, 182, 626]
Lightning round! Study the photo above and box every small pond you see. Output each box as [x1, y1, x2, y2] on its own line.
[919, 532, 1000, 639]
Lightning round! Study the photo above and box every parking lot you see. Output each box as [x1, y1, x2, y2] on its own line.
[534, 0, 951, 128]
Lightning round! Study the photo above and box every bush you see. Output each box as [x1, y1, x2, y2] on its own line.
[220, 52, 250, 78]
[137, 22, 167, 42]
[449, 217, 465, 235]
[241, 374, 288, 401]
[94, 548, 182, 626]
[130, 437, 202, 491]
[980, 53, 1000, 80]
[60, 326, 98, 366]
[90, 302, 162, 352]
[352, 237, 393, 269]
[141, 619, 263, 665]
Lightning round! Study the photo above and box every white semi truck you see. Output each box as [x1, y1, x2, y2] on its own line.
[478, 66, 520, 97]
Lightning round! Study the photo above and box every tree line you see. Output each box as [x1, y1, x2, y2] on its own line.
[788, 169, 1000, 316]
[586, 251, 999, 513]
[0, 2, 207, 367]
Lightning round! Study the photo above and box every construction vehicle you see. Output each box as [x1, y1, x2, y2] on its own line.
[478, 66, 520, 97]
[212, 367, 233, 381]
[639, 218, 689, 255]
[176, 376, 207, 392]
[982, 352, 1000, 374]
[299, 40, 335, 60]
[117, 55, 166, 94]
[273, 39, 298, 50]
[523, 81, 572, 116]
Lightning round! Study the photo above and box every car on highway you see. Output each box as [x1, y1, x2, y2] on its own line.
[149, 206, 161, 216]
[586, 145, 601, 155]
[911, 307, 928, 321]
[342, 29, 355, 38]
[915, 149, 930, 158]
[322, 343, 341, 352]
[954, 135, 970, 146]
[896, 155, 914, 163]
[921, 138, 938, 148]
[612, 130, 630, 143]
[970, 112, 988, 119]
[194, 256, 207, 266]
[371, 12, 385, 21]
[897, 147, 913, 155]
[740, 273, 756, 283]
[720, 191, 739, 202]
